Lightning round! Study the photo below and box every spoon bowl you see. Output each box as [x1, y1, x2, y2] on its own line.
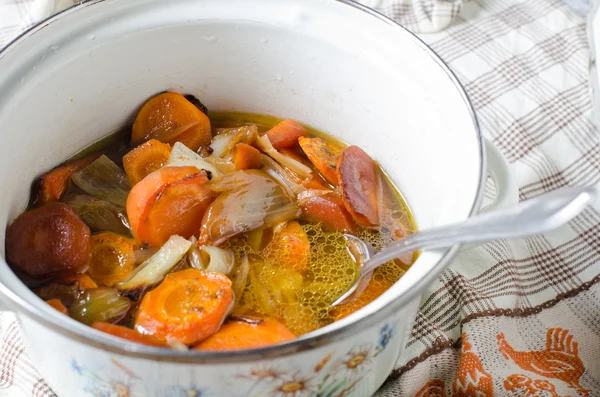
[331, 185, 598, 307]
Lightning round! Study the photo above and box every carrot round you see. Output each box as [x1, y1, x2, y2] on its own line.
[126, 166, 215, 246]
[46, 299, 68, 315]
[6, 203, 91, 278]
[131, 92, 212, 151]
[265, 221, 310, 272]
[300, 192, 357, 233]
[298, 137, 341, 185]
[194, 318, 295, 351]
[88, 232, 136, 287]
[265, 119, 308, 150]
[92, 322, 168, 347]
[336, 146, 379, 227]
[32, 154, 99, 206]
[135, 269, 233, 345]
[123, 139, 172, 185]
[232, 143, 262, 170]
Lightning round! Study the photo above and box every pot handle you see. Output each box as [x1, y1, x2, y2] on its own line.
[482, 138, 518, 211]
[459, 139, 517, 252]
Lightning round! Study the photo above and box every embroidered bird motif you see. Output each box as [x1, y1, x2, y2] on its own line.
[497, 328, 589, 397]
[452, 333, 494, 397]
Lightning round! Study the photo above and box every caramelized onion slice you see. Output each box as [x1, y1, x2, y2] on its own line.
[69, 288, 131, 326]
[71, 155, 130, 207]
[65, 194, 131, 236]
[117, 235, 192, 291]
[201, 170, 299, 245]
[167, 142, 221, 177]
[231, 255, 250, 301]
[260, 154, 304, 198]
[256, 135, 312, 178]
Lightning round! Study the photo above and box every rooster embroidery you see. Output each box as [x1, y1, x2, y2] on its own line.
[452, 333, 494, 397]
[497, 328, 589, 397]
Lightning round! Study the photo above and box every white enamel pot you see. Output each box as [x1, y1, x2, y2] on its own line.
[0, 0, 517, 396]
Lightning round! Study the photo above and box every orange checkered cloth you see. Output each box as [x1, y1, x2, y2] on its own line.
[1, 0, 599, 396]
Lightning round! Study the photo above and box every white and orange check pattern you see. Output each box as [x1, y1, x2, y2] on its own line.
[1, 0, 599, 396]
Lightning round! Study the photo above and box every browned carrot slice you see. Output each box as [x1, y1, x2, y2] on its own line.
[265, 221, 311, 272]
[32, 154, 99, 206]
[6, 203, 91, 279]
[298, 137, 341, 185]
[135, 269, 233, 345]
[336, 146, 379, 227]
[232, 143, 262, 170]
[92, 322, 168, 347]
[131, 92, 212, 151]
[126, 166, 215, 246]
[123, 139, 172, 185]
[265, 119, 308, 150]
[88, 232, 136, 287]
[46, 299, 68, 315]
[193, 318, 295, 351]
[300, 192, 357, 233]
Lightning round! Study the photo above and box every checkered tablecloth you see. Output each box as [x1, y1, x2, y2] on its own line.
[1, 0, 600, 396]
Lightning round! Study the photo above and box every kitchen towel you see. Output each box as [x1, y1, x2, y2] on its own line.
[1, 0, 599, 396]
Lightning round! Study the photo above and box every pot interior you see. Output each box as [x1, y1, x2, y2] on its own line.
[0, 0, 482, 346]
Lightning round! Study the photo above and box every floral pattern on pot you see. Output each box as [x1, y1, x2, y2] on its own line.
[71, 323, 396, 397]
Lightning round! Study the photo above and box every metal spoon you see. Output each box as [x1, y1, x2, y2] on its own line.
[331, 185, 597, 307]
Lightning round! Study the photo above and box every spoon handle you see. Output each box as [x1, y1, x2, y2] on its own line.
[361, 186, 597, 275]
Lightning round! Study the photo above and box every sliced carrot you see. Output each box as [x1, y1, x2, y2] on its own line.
[89, 232, 136, 287]
[92, 322, 168, 347]
[265, 221, 310, 272]
[330, 278, 392, 321]
[194, 318, 295, 351]
[46, 299, 68, 315]
[265, 119, 308, 150]
[57, 274, 98, 290]
[336, 146, 379, 227]
[300, 192, 357, 233]
[123, 139, 172, 185]
[126, 166, 215, 246]
[232, 143, 262, 170]
[135, 269, 233, 345]
[131, 92, 212, 151]
[298, 137, 341, 185]
[32, 154, 99, 206]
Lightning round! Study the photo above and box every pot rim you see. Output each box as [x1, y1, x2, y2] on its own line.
[0, 0, 485, 363]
